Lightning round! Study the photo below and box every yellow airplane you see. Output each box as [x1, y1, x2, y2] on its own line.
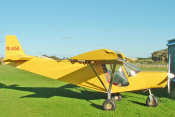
[3, 35, 174, 111]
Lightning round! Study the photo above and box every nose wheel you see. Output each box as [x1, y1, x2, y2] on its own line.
[146, 96, 159, 107]
[146, 89, 159, 107]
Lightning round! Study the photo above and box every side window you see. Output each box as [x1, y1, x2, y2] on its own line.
[102, 64, 129, 87]
[113, 66, 129, 86]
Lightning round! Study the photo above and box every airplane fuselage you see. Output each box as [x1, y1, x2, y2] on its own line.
[6, 56, 168, 94]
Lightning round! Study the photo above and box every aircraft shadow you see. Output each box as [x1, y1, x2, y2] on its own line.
[132, 86, 175, 100]
[128, 100, 147, 107]
[0, 83, 106, 110]
[0, 83, 106, 99]
[126, 87, 175, 107]
[2, 82, 173, 109]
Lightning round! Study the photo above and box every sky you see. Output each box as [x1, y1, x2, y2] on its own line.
[0, 0, 175, 58]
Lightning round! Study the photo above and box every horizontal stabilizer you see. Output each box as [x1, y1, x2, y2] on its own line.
[3, 55, 32, 61]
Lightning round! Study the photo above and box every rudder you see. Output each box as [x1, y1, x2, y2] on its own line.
[6, 35, 25, 58]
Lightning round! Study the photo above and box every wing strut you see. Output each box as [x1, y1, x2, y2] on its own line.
[88, 61, 117, 100]
[88, 62, 108, 92]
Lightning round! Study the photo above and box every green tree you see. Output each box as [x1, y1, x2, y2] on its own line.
[152, 48, 168, 63]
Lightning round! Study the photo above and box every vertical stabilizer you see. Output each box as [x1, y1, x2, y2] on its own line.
[5, 35, 25, 58]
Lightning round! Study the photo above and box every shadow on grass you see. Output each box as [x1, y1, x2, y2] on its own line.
[126, 87, 175, 107]
[88, 100, 104, 110]
[128, 100, 147, 107]
[132, 86, 175, 100]
[0, 83, 106, 110]
[0, 83, 106, 99]
[1, 82, 174, 109]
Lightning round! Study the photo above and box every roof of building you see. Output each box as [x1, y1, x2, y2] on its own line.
[167, 38, 175, 46]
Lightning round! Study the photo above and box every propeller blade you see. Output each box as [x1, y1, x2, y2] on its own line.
[168, 78, 171, 94]
[168, 54, 171, 93]
[168, 54, 171, 73]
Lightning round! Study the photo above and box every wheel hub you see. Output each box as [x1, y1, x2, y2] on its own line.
[149, 101, 155, 106]
[106, 103, 113, 110]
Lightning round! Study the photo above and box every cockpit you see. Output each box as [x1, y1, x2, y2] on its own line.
[102, 62, 142, 87]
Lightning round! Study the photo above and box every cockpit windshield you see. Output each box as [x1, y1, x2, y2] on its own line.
[102, 62, 142, 87]
[123, 62, 142, 77]
[113, 66, 129, 86]
[102, 64, 129, 87]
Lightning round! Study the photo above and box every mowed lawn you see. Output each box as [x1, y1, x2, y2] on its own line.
[0, 65, 175, 117]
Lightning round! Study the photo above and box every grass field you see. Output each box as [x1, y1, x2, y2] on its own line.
[0, 65, 175, 117]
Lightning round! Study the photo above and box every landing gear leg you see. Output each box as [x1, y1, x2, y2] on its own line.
[89, 62, 117, 111]
[103, 91, 116, 111]
[146, 89, 159, 107]
[103, 63, 117, 111]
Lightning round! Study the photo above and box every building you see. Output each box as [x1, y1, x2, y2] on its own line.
[167, 39, 175, 74]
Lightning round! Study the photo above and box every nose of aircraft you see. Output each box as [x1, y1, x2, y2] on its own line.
[168, 72, 175, 79]
[137, 71, 167, 88]
[167, 72, 175, 93]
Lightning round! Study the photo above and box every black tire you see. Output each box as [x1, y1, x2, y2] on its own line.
[146, 96, 159, 107]
[112, 93, 122, 101]
[103, 99, 116, 111]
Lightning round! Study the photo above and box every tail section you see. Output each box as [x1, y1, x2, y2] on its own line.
[5, 35, 26, 58]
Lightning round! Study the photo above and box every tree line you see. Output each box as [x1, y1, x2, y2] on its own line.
[42, 55, 69, 60]
[152, 48, 168, 63]
[136, 48, 168, 63]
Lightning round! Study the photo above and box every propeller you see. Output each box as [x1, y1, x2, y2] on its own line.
[167, 54, 175, 94]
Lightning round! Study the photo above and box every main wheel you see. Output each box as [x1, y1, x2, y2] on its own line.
[103, 99, 116, 111]
[146, 96, 159, 107]
[112, 93, 122, 101]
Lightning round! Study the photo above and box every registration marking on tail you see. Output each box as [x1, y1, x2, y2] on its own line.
[6, 46, 19, 51]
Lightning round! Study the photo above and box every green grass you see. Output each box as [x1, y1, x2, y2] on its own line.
[136, 58, 153, 63]
[0, 65, 175, 117]
[139, 67, 168, 71]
